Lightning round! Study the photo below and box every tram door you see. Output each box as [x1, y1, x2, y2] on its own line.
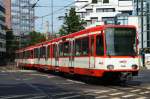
[69, 39, 74, 67]
[54, 44, 59, 66]
[89, 36, 95, 68]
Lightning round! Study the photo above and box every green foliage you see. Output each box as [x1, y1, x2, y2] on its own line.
[6, 29, 19, 62]
[59, 8, 86, 36]
[26, 31, 46, 46]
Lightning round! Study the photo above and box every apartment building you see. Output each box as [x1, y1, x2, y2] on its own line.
[75, 0, 134, 27]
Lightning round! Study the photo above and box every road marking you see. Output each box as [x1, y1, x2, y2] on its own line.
[25, 95, 47, 99]
[146, 86, 150, 90]
[122, 94, 135, 98]
[59, 95, 81, 99]
[139, 91, 150, 94]
[4, 70, 36, 73]
[1, 71, 5, 72]
[52, 92, 75, 96]
[28, 74, 56, 78]
[130, 89, 141, 92]
[83, 90, 97, 93]
[136, 96, 148, 99]
[109, 92, 124, 96]
[110, 98, 121, 99]
[0, 74, 8, 75]
[0, 94, 44, 99]
[66, 79, 85, 84]
[95, 95, 108, 99]
[94, 90, 110, 94]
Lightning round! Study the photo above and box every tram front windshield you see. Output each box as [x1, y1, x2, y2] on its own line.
[105, 27, 136, 56]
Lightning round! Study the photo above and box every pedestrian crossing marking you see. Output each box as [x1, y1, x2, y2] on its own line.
[94, 90, 110, 94]
[109, 92, 124, 96]
[139, 91, 150, 94]
[136, 96, 148, 99]
[122, 94, 135, 98]
[95, 95, 108, 99]
[59, 95, 81, 99]
[110, 97, 121, 99]
[130, 89, 141, 92]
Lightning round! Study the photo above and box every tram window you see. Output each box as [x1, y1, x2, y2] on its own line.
[20, 52, 23, 59]
[34, 48, 39, 58]
[34, 49, 36, 58]
[24, 51, 27, 58]
[15, 53, 18, 59]
[81, 37, 89, 56]
[53, 45, 57, 57]
[47, 46, 50, 58]
[27, 51, 29, 58]
[63, 42, 69, 57]
[75, 39, 82, 56]
[91, 36, 94, 56]
[22, 52, 25, 58]
[59, 43, 63, 57]
[96, 35, 104, 56]
[40, 47, 42, 58]
[40, 47, 46, 58]
[31, 50, 33, 58]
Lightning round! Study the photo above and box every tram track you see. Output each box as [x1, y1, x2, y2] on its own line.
[101, 82, 150, 98]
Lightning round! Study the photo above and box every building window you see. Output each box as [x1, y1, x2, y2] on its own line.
[86, 9, 93, 15]
[98, 0, 102, 2]
[96, 8, 115, 12]
[86, 20, 92, 26]
[119, 0, 132, 1]
[96, 8, 103, 12]
[80, 12, 86, 18]
[103, 0, 109, 3]
[102, 17, 115, 24]
[91, 17, 98, 24]
[116, 16, 128, 25]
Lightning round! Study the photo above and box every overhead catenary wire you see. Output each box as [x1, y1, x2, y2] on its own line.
[37, 1, 76, 19]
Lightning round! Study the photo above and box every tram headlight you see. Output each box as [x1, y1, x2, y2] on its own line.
[107, 65, 114, 70]
[132, 64, 138, 69]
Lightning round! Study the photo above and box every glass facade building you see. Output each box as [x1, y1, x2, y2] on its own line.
[0, 0, 6, 64]
[11, 0, 34, 47]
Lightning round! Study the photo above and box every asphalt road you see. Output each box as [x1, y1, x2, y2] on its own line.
[0, 67, 150, 99]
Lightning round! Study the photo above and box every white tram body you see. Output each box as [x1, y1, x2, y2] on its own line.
[16, 25, 140, 79]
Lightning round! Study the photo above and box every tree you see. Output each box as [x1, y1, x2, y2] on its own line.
[26, 31, 46, 46]
[6, 29, 19, 62]
[59, 8, 86, 36]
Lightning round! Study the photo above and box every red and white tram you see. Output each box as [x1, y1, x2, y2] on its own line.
[15, 25, 140, 80]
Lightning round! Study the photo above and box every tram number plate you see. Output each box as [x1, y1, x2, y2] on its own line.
[121, 65, 126, 67]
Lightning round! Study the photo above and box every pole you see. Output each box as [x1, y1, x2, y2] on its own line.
[137, 0, 139, 15]
[141, 0, 143, 49]
[51, 0, 53, 35]
[141, 0, 145, 67]
[45, 21, 49, 40]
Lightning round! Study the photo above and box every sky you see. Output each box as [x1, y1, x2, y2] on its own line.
[34, 0, 74, 33]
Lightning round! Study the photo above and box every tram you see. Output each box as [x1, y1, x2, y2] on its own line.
[15, 25, 140, 80]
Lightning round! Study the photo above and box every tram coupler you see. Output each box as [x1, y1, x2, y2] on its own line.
[120, 72, 133, 81]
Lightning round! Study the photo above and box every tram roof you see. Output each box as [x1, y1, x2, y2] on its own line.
[16, 25, 136, 52]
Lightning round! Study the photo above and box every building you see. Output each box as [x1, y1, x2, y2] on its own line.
[11, 0, 35, 47]
[75, 0, 134, 27]
[133, 0, 150, 49]
[0, 0, 6, 64]
[4, 0, 11, 29]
